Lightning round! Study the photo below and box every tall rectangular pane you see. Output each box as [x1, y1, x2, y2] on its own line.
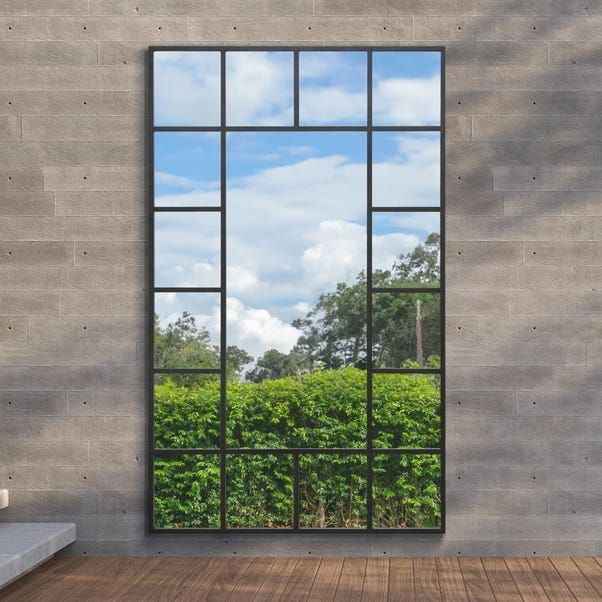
[226, 51, 293, 126]
[372, 292, 441, 369]
[226, 454, 293, 528]
[372, 212, 440, 288]
[373, 132, 440, 207]
[226, 132, 367, 447]
[154, 133, 220, 208]
[154, 212, 220, 288]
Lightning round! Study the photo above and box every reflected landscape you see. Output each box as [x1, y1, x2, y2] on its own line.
[152, 49, 443, 530]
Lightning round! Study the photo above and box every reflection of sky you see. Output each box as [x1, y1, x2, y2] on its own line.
[373, 51, 440, 125]
[153, 50, 442, 359]
[227, 132, 366, 357]
[154, 51, 220, 126]
[154, 212, 220, 288]
[226, 51, 293, 126]
[299, 51, 367, 125]
[373, 132, 440, 207]
[154, 133, 220, 207]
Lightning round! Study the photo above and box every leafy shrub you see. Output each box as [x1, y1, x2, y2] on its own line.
[154, 366, 441, 529]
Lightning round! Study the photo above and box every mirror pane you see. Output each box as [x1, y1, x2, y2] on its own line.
[373, 454, 442, 528]
[372, 292, 441, 368]
[299, 454, 367, 528]
[153, 454, 221, 528]
[154, 133, 220, 208]
[226, 51, 293, 126]
[154, 373, 220, 449]
[154, 212, 220, 288]
[372, 51, 441, 126]
[226, 454, 293, 528]
[372, 373, 441, 449]
[372, 212, 440, 288]
[299, 51, 367, 125]
[373, 132, 440, 207]
[154, 292, 220, 369]
[154, 51, 221, 126]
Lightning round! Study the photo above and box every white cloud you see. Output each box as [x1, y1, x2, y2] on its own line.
[373, 133, 440, 207]
[227, 297, 301, 357]
[226, 52, 293, 125]
[301, 220, 366, 287]
[373, 75, 440, 125]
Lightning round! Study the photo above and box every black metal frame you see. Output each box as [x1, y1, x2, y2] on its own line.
[147, 46, 446, 534]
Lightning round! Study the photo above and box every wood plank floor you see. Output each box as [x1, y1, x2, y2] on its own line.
[2, 556, 601, 601]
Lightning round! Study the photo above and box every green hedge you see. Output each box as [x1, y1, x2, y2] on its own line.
[154, 366, 441, 529]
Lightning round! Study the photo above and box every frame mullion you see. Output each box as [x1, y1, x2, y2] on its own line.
[219, 49, 227, 531]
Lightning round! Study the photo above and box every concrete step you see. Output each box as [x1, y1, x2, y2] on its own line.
[0, 491, 7, 511]
[0, 523, 76, 589]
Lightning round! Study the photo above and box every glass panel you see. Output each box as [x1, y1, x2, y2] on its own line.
[373, 454, 442, 529]
[373, 373, 441, 448]
[154, 51, 220, 126]
[372, 51, 441, 126]
[226, 131, 367, 447]
[299, 454, 367, 528]
[373, 132, 440, 207]
[154, 373, 219, 449]
[372, 292, 441, 368]
[153, 454, 220, 528]
[154, 133, 220, 208]
[226, 454, 293, 528]
[372, 212, 440, 288]
[154, 293, 220, 369]
[299, 51, 367, 125]
[226, 51, 293, 126]
[154, 212, 220, 288]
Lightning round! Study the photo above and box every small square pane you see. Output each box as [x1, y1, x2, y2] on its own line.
[373, 373, 441, 449]
[154, 51, 220, 126]
[154, 212, 220, 288]
[154, 133, 220, 208]
[154, 293, 220, 369]
[153, 373, 220, 449]
[226, 454, 293, 528]
[373, 132, 440, 207]
[226, 51, 293, 125]
[372, 212, 440, 288]
[299, 454, 367, 528]
[299, 51, 367, 125]
[153, 454, 220, 528]
[372, 292, 441, 368]
[373, 454, 442, 529]
[372, 51, 441, 126]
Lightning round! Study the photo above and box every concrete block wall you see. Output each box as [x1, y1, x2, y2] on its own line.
[0, 0, 601, 556]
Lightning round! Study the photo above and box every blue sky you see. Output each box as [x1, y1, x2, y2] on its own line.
[153, 51, 441, 359]
[155, 132, 220, 207]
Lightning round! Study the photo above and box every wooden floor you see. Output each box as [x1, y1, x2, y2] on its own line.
[2, 556, 601, 601]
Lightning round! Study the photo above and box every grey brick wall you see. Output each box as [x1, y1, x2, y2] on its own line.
[0, 1, 600, 556]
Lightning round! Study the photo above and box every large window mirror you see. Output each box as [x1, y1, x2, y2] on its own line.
[149, 47, 445, 532]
